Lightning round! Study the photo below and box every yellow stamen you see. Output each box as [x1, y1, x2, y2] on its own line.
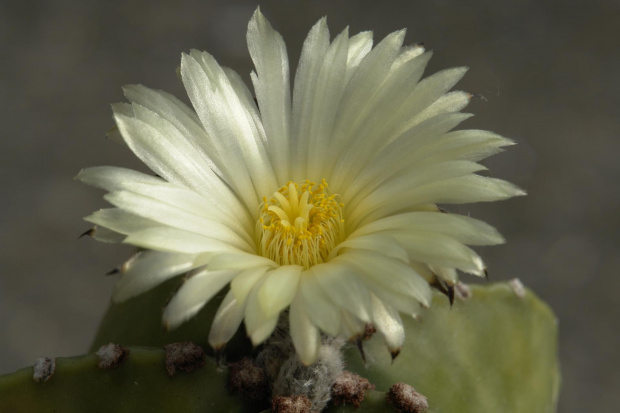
[256, 180, 344, 268]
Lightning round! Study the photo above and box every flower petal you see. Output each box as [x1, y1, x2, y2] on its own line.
[329, 233, 409, 263]
[345, 31, 373, 83]
[331, 49, 431, 189]
[304, 28, 350, 180]
[325, 29, 406, 177]
[76, 166, 164, 192]
[389, 232, 487, 276]
[85, 208, 159, 236]
[244, 278, 279, 345]
[113, 110, 220, 196]
[350, 160, 488, 228]
[290, 294, 321, 365]
[343, 112, 474, 206]
[208, 253, 276, 271]
[208, 290, 246, 350]
[258, 265, 302, 319]
[113, 251, 203, 302]
[163, 268, 239, 330]
[336, 250, 432, 307]
[180, 53, 262, 210]
[290, 16, 330, 181]
[230, 266, 270, 305]
[299, 271, 341, 337]
[312, 261, 372, 322]
[370, 293, 405, 354]
[247, 8, 292, 184]
[104, 190, 253, 251]
[351, 211, 505, 246]
[123, 227, 240, 254]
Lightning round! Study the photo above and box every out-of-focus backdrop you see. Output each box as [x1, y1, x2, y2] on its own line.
[1, 0, 617, 411]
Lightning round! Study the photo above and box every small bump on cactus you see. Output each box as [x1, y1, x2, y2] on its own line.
[386, 383, 429, 413]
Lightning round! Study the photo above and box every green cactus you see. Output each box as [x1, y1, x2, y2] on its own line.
[0, 346, 251, 413]
[342, 282, 560, 413]
[0, 282, 559, 412]
[89, 277, 252, 358]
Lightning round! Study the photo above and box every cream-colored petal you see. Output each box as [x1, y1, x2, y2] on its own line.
[343, 112, 473, 207]
[290, 16, 330, 181]
[85, 208, 159, 236]
[89, 226, 126, 243]
[230, 266, 270, 306]
[123, 227, 240, 254]
[258, 265, 302, 319]
[76, 166, 164, 192]
[336, 251, 432, 307]
[305, 28, 349, 180]
[244, 278, 279, 345]
[350, 160, 487, 228]
[299, 271, 341, 337]
[351, 211, 505, 246]
[104, 190, 253, 252]
[329, 233, 409, 263]
[249, 316, 280, 346]
[409, 90, 471, 126]
[180, 52, 260, 211]
[389, 232, 487, 276]
[416, 129, 515, 163]
[370, 294, 405, 354]
[312, 261, 372, 322]
[289, 294, 321, 365]
[386, 66, 469, 140]
[163, 268, 238, 330]
[208, 252, 276, 271]
[108, 180, 251, 235]
[113, 112, 218, 196]
[331, 51, 432, 190]
[325, 30, 406, 179]
[338, 310, 366, 339]
[345, 31, 373, 82]
[122, 84, 202, 131]
[247, 8, 291, 184]
[113, 251, 201, 302]
[188, 50, 278, 201]
[429, 265, 458, 284]
[208, 290, 246, 350]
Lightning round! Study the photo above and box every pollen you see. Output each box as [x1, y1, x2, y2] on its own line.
[257, 180, 344, 268]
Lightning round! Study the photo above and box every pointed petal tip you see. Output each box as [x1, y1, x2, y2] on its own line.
[213, 347, 225, 367]
[74, 170, 85, 181]
[105, 268, 119, 276]
[448, 285, 455, 307]
[162, 321, 170, 333]
[355, 337, 366, 363]
[390, 348, 401, 363]
[79, 227, 95, 239]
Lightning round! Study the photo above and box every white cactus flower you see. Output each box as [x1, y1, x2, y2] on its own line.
[77, 8, 523, 365]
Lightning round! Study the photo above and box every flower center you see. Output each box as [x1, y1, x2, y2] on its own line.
[257, 180, 344, 268]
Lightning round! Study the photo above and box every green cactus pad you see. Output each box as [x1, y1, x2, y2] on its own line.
[342, 282, 560, 413]
[1, 282, 559, 413]
[0, 346, 249, 413]
[89, 277, 251, 359]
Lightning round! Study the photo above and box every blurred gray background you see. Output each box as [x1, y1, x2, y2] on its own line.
[1, 0, 618, 411]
